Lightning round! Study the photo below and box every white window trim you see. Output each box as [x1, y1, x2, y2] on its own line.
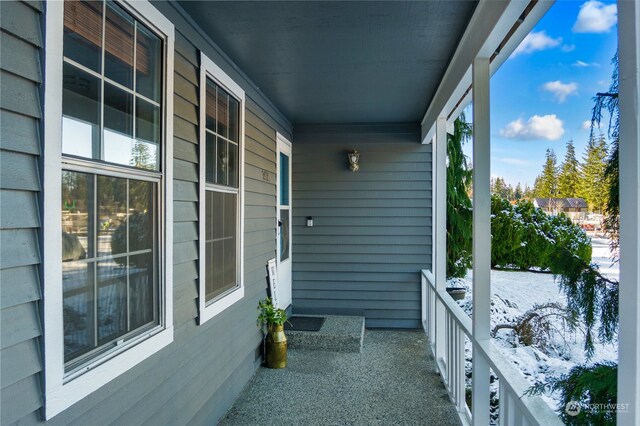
[43, 1, 174, 419]
[198, 52, 246, 324]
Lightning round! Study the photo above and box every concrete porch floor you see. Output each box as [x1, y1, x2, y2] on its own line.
[218, 330, 462, 426]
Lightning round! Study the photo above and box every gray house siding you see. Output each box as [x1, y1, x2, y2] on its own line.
[0, 1, 44, 424]
[292, 124, 432, 329]
[0, 1, 291, 424]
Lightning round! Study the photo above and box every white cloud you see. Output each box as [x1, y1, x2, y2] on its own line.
[573, 1, 617, 33]
[500, 115, 565, 141]
[542, 80, 578, 103]
[561, 44, 576, 52]
[511, 31, 562, 57]
[582, 120, 601, 130]
[572, 60, 599, 67]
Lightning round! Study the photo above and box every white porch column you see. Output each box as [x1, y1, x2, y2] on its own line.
[434, 117, 447, 365]
[471, 56, 491, 426]
[617, 0, 640, 424]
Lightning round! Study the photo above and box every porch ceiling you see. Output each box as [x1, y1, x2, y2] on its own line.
[178, 1, 477, 125]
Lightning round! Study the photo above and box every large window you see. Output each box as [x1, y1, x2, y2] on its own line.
[199, 53, 245, 323]
[61, 0, 163, 371]
[44, 0, 174, 418]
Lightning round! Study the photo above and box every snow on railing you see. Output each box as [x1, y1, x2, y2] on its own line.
[421, 269, 563, 426]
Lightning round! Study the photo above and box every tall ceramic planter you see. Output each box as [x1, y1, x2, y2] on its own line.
[265, 324, 287, 368]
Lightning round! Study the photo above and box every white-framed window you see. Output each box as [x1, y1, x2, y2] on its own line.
[198, 52, 245, 324]
[43, 0, 174, 419]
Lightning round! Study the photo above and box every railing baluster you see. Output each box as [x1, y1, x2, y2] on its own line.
[450, 315, 454, 393]
[457, 324, 465, 412]
[452, 320, 457, 404]
[421, 270, 563, 426]
[499, 383, 507, 425]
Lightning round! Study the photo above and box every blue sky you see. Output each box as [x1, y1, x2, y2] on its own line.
[464, 0, 618, 188]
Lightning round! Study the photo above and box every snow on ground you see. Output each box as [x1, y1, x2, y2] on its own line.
[591, 237, 619, 281]
[450, 237, 619, 417]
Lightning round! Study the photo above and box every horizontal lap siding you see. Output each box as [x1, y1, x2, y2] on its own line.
[0, 1, 291, 423]
[0, 1, 44, 425]
[292, 127, 431, 329]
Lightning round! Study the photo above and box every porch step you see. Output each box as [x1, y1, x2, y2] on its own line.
[285, 315, 365, 353]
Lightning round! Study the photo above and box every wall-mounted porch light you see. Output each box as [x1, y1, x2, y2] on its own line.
[348, 150, 360, 172]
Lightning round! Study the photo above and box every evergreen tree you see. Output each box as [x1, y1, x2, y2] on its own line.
[537, 149, 558, 198]
[446, 115, 473, 279]
[492, 177, 506, 198]
[523, 183, 533, 199]
[514, 183, 523, 200]
[528, 363, 617, 425]
[591, 51, 620, 254]
[579, 136, 609, 213]
[506, 183, 515, 201]
[532, 175, 543, 198]
[557, 140, 580, 198]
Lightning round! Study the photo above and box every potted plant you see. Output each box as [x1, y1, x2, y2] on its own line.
[446, 279, 467, 301]
[257, 298, 288, 368]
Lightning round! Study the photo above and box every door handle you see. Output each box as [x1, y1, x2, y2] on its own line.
[278, 220, 283, 227]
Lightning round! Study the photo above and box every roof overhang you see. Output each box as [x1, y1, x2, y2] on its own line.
[178, 1, 478, 126]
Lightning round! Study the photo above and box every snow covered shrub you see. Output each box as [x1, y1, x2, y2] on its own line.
[490, 195, 591, 271]
[491, 302, 579, 354]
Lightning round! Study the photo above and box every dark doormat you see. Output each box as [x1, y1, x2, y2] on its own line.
[285, 316, 325, 332]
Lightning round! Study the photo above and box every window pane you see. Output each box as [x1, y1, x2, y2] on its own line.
[228, 142, 238, 188]
[96, 257, 128, 344]
[228, 96, 239, 143]
[103, 84, 135, 169]
[205, 81, 217, 132]
[64, 0, 102, 72]
[280, 153, 289, 206]
[224, 193, 237, 239]
[216, 137, 228, 186]
[206, 240, 224, 301]
[216, 87, 228, 139]
[136, 24, 162, 102]
[63, 63, 101, 159]
[223, 237, 236, 291]
[280, 209, 290, 261]
[207, 191, 223, 243]
[129, 252, 157, 329]
[62, 171, 94, 258]
[104, 2, 134, 88]
[104, 83, 133, 136]
[223, 192, 237, 288]
[205, 191, 237, 302]
[128, 179, 155, 252]
[63, 260, 96, 363]
[104, 83, 135, 167]
[136, 98, 160, 144]
[205, 132, 215, 183]
[97, 175, 126, 259]
[135, 98, 160, 170]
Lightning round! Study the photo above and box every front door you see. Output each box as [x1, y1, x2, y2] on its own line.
[276, 134, 292, 309]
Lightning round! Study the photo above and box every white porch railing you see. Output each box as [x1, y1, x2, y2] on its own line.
[421, 269, 564, 426]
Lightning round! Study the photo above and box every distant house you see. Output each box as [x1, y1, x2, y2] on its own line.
[533, 197, 588, 220]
